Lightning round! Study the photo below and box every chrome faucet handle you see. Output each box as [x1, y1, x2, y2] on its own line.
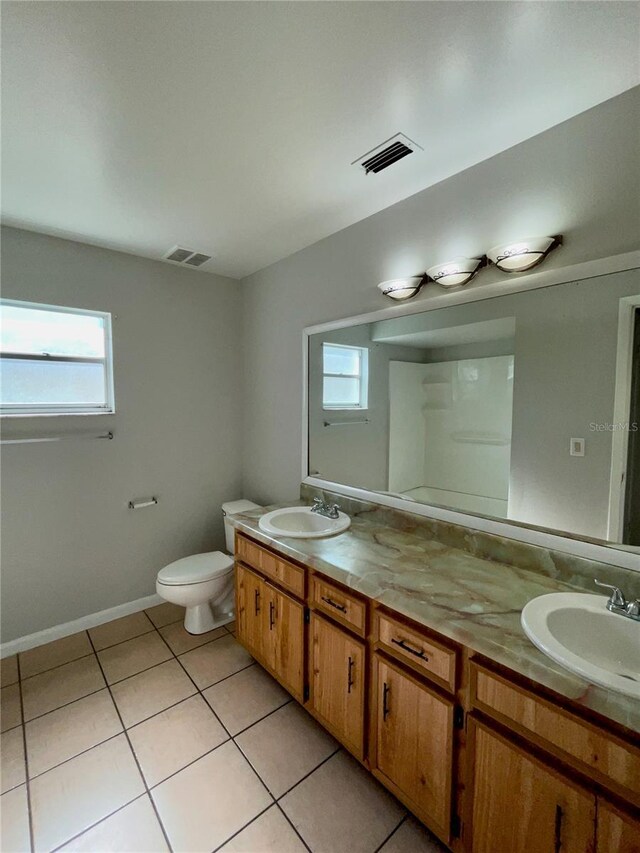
[328, 503, 340, 519]
[311, 497, 325, 514]
[626, 599, 640, 619]
[594, 580, 627, 608]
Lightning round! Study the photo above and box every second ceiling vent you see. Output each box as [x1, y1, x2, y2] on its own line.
[163, 246, 212, 268]
[352, 133, 422, 175]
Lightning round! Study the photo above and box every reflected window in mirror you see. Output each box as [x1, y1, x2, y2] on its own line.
[322, 343, 369, 410]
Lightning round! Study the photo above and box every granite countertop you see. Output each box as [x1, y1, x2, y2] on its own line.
[229, 503, 640, 735]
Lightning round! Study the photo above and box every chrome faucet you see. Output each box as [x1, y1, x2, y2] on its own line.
[310, 497, 340, 519]
[594, 580, 640, 622]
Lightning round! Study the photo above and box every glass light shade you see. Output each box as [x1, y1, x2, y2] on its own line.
[426, 257, 482, 288]
[488, 237, 558, 272]
[377, 277, 423, 300]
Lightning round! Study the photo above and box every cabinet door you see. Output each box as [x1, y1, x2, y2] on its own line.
[470, 719, 596, 853]
[265, 582, 304, 701]
[310, 612, 365, 758]
[373, 655, 453, 837]
[596, 800, 640, 853]
[235, 563, 266, 658]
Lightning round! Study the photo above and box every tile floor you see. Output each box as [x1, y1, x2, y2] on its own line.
[0, 603, 445, 853]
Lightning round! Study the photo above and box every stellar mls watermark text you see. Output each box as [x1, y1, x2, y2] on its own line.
[589, 422, 638, 432]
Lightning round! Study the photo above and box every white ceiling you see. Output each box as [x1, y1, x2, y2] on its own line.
[2, 2, 639, 280]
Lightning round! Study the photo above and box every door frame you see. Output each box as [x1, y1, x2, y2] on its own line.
[607, 294, 640, 541]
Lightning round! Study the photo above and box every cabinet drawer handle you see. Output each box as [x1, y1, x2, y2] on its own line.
[554, 804, 563, 853]
[382, 681, 391, 720]
[347, 656, 355, 693]
[254, 589, 260, 615]
[269, 601, 275, 630]
[321, 595, 347, 613]
[391, 637, 429, 661]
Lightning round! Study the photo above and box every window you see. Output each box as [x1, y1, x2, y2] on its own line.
[0, 300, 115, 416]
[322, 343, 368, 409]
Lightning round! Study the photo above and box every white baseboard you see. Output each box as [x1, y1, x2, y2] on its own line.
[0, 593, 164, 658]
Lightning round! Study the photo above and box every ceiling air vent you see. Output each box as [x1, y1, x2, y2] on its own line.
[163, 246, 213, 268]
[352, 133, 422, 175]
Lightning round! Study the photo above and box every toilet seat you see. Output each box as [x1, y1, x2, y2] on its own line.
[157, 551, 234, 586]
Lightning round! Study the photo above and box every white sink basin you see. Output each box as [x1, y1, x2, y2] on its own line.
[521, 593, 640, 698]
[258, 506, 351, 539]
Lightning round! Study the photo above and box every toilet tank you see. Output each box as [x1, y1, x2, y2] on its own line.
[222, 500, 261, 553]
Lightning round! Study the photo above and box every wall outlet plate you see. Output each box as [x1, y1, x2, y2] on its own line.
[570, 437, 585, 457]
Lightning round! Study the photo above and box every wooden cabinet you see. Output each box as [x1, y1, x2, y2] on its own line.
[265, 582, 304, 701]
[236, 561, 304, 701]
[309, 611, 365, 758]
[469, 719, 596, 853]
[236, 562, 266, 658]
[235, 534, 640, 853]
[371, 653, 454, 841]
[596, 800, 640, 853]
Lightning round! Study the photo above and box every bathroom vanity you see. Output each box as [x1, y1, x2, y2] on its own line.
[231, 509, 640, 853]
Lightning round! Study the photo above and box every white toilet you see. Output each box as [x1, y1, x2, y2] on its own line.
[156, 499, 260, 634]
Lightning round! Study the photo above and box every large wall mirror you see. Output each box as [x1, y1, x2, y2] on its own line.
[307, 267, 640, 553]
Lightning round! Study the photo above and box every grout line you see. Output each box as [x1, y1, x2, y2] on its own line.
[85, 632, 175, 853]
[90, 625, 156, 653]
[275, 747, 342, 803]
[231, 697, 293, 738]
[27, 730, 123, 782]
[209, 802, 275, 853]
[15, 655, 35, 853]
[147, 736, 232, 790]
[373, 814, 407, 853]
[275, 802, 313, 853]
[48, 792, 149, 853]
[19, 650, 96, 684]
[20, 681, 110, 726]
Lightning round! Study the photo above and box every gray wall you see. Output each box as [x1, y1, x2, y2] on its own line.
[241, 88, 640, 507]
[1, 227, 243, 642]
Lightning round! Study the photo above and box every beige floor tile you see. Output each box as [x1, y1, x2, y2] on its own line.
[21, 655, 105, 722]
[128, 694, 227, 787]
[1, 684, 22, 732]
[219, 805, 306, 853]
[1, 727, 26, 794]
[111, 659, 196, 728]
[19, 632, 92, 679]
[89, 612, 154, 651]
[152, 741, 272, 852]
[97, 632, 172, 684]
[30, 733, 144, 852]
[203, 664, 290, 735]
[59, 795, 169, 852]
[280, 751, 405, 853]
[159, 621, 227, 655]
[26, 689, 122, 778]
[0, 784, 30, 853]
[236, 702, 337, 798]
[378, 815, 446, 852]
[225, 620, 236, 635]
[145, 601, 184, 629]
[179, 634, 253, 689]
[0, 655, 19, 688]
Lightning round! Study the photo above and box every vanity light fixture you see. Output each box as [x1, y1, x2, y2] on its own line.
[377, 276, 425, 301]
[488, 235, 562, 273]
[426, 256, 486, 289]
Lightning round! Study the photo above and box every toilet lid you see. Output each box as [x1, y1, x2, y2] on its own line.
[157, 552, 234, 585]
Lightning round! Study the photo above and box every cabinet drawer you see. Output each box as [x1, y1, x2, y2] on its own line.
[311, 575, 367, 637]
[236, 534, 305, 599]
[374, 611, 456, 693]
[471, 662, 640, 805]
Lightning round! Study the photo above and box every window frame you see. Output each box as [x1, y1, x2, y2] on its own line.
[0, 298, 115, 417]
[322, 342, 369, 411]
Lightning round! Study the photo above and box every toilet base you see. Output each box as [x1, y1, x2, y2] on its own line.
[184, 602, 234, 635]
